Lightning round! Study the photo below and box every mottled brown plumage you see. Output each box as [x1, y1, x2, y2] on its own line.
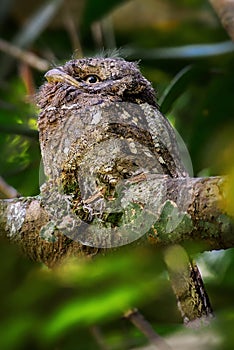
[37, 57, 187, 181]
[37, 57, 213, 325]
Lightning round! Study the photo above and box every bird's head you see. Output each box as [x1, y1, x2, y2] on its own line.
[37, 57, 157, 109]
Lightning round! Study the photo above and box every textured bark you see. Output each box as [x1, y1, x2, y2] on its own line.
[0, 196, 99, 267]
[146, 176, 232, 249]
[0, 175, 233, 267]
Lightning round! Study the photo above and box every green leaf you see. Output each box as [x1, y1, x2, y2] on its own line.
[159, 65, 206, 114]
[13, 0, 63, 49]
[41, 249, 165, 341]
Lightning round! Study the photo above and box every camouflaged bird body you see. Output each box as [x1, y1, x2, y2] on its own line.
[37, 58, 187, 187]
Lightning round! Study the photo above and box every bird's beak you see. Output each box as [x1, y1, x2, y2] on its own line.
[44, 68, 80, 88]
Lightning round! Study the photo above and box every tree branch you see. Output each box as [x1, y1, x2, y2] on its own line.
[0, 37, 49, 71]
[124, 308, 172, 350]
[0, 175, 233, 267]
[209, 0, 234, 41]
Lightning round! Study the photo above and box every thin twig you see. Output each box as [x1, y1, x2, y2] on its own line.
[124, 308, 172, 350]
[101, 16, 116, 50]
[91, 21, 104, 50]
[0, 38, 49, 71]
[90, 326, 110, 350]
[19, 62, 36, 96]
[64, 13, 83, 57]
[0, 176, 19, 198]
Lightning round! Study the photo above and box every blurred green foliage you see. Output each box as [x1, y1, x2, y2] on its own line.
[0, 0, 234, 349]
[0, 240, 169, 349]
[0, 78, 40, 196]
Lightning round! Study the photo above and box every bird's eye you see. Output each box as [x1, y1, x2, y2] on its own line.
[84, 75, 100, 84]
